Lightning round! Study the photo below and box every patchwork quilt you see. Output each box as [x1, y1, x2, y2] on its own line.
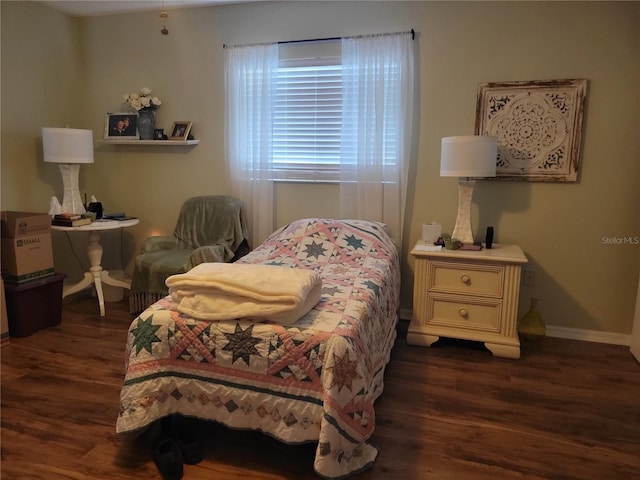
[117, 218, 400, 478]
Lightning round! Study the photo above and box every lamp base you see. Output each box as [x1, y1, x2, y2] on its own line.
[58, 164, 86, 214]
[451, 179, 476, 244]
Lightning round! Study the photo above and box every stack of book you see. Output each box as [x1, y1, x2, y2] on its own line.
[51, 213, 93, 227]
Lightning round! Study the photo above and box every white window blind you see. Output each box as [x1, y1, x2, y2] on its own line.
[273, 58, 342, 181]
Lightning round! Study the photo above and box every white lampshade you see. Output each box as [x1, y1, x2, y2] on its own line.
[42, 127, 94, 164]
[440, 135, 497, 178]
[42, 127, 94, 214]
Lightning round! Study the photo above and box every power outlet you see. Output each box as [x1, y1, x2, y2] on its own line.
[524, 269, 535, 287]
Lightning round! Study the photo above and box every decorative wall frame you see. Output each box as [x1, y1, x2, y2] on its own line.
[475, 79, 588, 182]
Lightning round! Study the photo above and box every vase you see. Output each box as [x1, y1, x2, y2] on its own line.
[518, 297, 546, 341]
[137, 108, 156, 140]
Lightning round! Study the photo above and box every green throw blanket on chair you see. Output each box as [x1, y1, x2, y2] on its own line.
[129, 195, 249, 314]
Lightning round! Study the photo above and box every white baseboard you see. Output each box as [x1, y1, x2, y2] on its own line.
[398, 309, 631, 346]
[544, 326, 630, 346]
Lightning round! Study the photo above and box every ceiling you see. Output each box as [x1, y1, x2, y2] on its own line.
[41, 0, 260, 17]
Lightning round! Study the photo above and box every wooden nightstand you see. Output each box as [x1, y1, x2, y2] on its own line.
[408, 242, 528, 359]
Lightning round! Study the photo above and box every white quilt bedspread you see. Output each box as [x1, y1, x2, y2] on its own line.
[117, 218, 400, 479]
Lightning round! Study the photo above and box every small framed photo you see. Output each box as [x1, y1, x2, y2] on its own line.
[104, 113, 138, 139]
[153, 128, 165, 140]
[169, 121, 192, 141]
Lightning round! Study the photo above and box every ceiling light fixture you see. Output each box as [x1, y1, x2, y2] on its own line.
[160, 2, 169, 35]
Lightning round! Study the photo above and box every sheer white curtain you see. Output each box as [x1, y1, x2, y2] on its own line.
[340, 33, 415, 245]
[224, 43, 278, 248]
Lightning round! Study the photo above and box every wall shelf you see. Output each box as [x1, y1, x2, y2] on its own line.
[100, 139, 199, 146]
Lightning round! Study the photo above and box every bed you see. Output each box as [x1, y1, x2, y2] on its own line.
[117, 218, 400, 478]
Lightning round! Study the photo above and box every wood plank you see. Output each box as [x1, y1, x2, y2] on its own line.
[1, 296, 639, 479]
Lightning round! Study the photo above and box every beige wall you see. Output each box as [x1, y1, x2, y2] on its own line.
[1, 1, 638, 337]
[1, 2, 86, 208]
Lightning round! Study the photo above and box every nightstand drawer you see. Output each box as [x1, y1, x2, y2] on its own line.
[427, 295, 501, 331]
[429, 261, 504, 298]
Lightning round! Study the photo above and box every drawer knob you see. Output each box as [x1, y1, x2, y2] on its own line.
[460, 274, 471, 284]
[458, 308, 469, 318]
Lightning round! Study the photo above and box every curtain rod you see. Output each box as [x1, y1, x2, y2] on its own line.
[278, 28, 415, 45]
[224, 28, 414, 49]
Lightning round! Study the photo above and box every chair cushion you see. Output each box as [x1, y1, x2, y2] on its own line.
[131, 249, 192, 300]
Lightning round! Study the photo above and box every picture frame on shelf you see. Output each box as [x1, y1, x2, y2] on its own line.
[153, 128, 165, 140]
[169, 121, 192, 141]
[104, 113, 138, 140]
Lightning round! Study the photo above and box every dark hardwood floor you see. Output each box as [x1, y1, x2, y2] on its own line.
[1, 295, 639, 479]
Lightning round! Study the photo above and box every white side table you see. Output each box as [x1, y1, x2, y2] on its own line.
[408, 242, 528, 359]
[51, 218, 139, 316]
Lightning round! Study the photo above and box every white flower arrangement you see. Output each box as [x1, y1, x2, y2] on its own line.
[123, 87, 162, 111]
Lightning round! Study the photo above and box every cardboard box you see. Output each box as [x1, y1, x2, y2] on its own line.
[1, 211, 54, 283]
[4, 272, 65, 337]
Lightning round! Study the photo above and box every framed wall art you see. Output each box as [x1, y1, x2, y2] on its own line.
[169, 121, 192, 141]
[475, 79, 588, 182]
[104, 113, 138, 140]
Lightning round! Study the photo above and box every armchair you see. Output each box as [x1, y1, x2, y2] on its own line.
[129, 195, 250, 314]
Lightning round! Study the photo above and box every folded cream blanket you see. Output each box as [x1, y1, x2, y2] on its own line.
[165, 262, 322, 325]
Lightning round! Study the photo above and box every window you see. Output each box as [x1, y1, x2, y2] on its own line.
[273, 56, 403, 182]
[225, 33, 415, 245]
[273, 57, 342, 182]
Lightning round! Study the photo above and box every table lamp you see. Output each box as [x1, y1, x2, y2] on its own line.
[42, 127, 94, 214]
[440, 135, 497, 244]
